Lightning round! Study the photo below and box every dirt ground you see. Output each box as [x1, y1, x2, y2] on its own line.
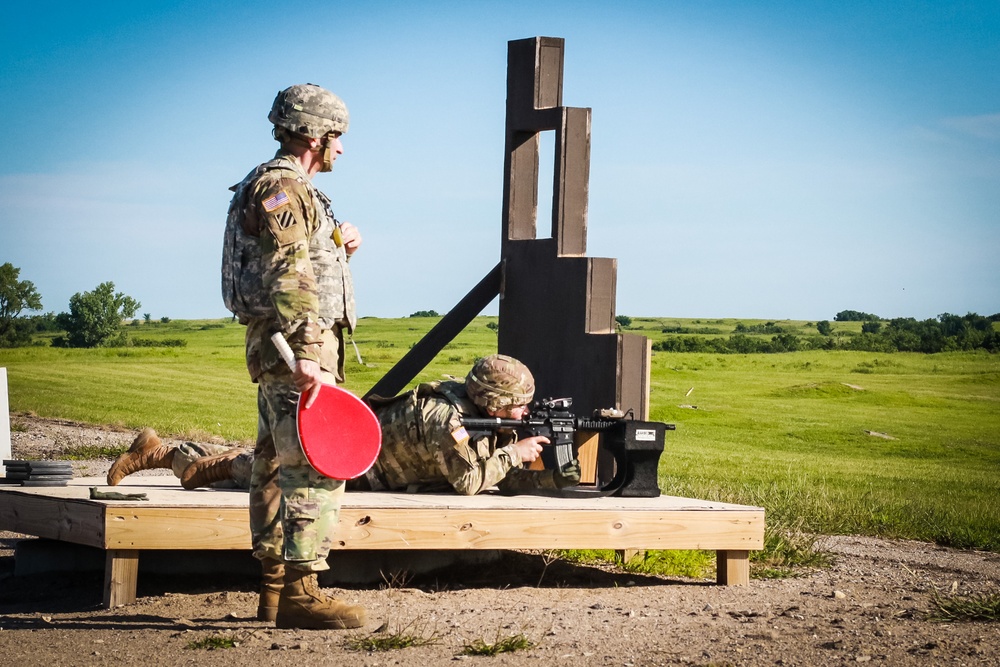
[1, 415, 998, 666]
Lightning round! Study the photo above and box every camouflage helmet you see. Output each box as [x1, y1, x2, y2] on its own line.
[465, 354, 535, 413]
[268, 83, 349, 139]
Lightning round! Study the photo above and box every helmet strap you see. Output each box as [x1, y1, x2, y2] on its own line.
[318, 135, 334, 172]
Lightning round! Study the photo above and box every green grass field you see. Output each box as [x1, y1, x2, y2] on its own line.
[2, 316, 998, 552]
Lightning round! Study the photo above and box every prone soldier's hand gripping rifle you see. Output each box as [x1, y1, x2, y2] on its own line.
[461, 397, 674, 497]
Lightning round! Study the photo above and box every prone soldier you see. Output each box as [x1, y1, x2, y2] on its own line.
[108, 355, 581, 496]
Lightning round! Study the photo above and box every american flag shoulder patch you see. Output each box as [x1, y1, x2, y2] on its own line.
[262, 190, 290, 212]
[451, 426, 469, 443]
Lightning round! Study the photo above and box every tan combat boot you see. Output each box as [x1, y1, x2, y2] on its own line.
[275, 567, 367, 629]
[257, 558, 284, 622]
[106, 428, 176, 485]
[180, 449, 243, 489]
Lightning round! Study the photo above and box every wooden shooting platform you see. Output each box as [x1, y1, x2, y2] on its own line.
[0, 477, 764, 608]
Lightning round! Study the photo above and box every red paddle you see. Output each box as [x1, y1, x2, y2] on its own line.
[271, 333, 382, 480]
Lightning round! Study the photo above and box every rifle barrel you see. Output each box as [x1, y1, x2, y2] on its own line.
[461, 417, 522, 430]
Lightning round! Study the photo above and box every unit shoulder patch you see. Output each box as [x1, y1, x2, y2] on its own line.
[255, 177, 311, 246]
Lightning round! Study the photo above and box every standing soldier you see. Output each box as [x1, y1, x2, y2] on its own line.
[221, 83, 365, 629]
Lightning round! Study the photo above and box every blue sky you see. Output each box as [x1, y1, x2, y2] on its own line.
[2, 0, 997, 321]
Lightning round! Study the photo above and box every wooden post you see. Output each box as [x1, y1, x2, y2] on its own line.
[716, 549, 750, 586]
[104, 549, 139, 607]
[0, 368, 10, 464]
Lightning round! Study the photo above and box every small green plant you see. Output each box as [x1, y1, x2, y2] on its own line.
[558, 548, 715, 579]
[928, 590, 1000, 622]
[185, 635, 237, 650]
[750, 517, 832, 579]
[623, 549, 715, 578]
[461, 632, 535, 656]
[344, 620, 440, 652]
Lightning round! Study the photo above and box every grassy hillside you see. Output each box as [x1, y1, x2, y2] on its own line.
[2, 316, 998, 551]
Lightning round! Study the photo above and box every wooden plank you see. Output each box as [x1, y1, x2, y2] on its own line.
[0, 492, 106, 548]
[617, 549, 644, 564]
[334, 507, 763, 551]
[716, 549, 751, 586]
[104, 549, 139, 607]
[104, 506, 251, 550]
[618, 334, 651, 420]
[503, 130, 540, 241]
[575, 431, 600, 485]
[1, 478, 762, 511]
[505, 37, 564, 130]
[555, 106, 590, 256]
[584, 257, 616, 334]
[341, 488, 760, 511]
[536, 37, 564, 109]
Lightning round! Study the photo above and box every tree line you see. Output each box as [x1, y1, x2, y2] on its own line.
[653, 312, 1000, 354]
[4, 262, 998, 353]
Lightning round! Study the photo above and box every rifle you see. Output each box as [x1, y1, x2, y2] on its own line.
[461, 397, 674, 497]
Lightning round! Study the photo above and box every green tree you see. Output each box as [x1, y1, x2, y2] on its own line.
[0, 262, 43, 347]
[861, 320, 882, 334]
[835, 309, 881, 322]
[55, 281, 140, 348]
[615, 315, 633, 329]
[816, 320, 833, 336]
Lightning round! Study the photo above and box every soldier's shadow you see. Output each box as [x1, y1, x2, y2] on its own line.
[0, 548, 712, 617]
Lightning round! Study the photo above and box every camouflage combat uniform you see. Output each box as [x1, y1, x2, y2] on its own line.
[224, 150, 355, 572]
[365, 380, 569, 495]
[174, 379, 562, 495]
[171, 442, 253, 489]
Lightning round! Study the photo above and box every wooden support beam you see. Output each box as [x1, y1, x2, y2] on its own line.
[616, 548, 644, 564]
[716, 549, 751, 586]
[104, 549, 139, 608]
[364, 262, 501, 400]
